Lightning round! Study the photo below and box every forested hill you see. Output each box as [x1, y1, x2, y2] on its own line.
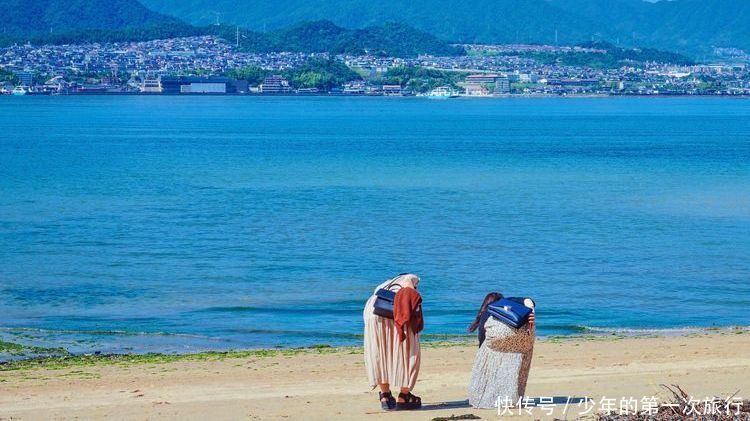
[0, 0, 187, 39]
[140, 0, 750, 55]
[227, 21, 464, 57]
[5, 0, 740, 58]
[2, 11, 462, 58]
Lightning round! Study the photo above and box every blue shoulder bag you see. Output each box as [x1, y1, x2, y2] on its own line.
[372, 274, 409, 319]
[487, 298, 533, 329]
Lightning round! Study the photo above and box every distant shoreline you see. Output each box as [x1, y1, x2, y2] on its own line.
[2, 92, 749, 98]
[2, 326, 747, 367]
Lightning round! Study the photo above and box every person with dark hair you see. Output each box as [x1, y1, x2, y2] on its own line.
[467, 292, 504, 347]
[467, 292, 536, 408]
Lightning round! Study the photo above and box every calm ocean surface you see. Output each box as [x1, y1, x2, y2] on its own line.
[1, 96, 749, 355]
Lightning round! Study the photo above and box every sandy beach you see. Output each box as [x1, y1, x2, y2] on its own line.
[1, 331, 749, 420]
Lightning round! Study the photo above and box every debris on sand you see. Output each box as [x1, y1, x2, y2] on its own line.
[597, 385, 750, 420]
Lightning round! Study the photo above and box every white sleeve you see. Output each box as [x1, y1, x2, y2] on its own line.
[523, 298, 536, 310]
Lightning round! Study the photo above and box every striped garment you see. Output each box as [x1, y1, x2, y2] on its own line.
[362, 275, 421, 390]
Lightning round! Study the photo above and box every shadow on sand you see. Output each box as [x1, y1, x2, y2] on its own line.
[419, 396, 592, 411]
[365, 397, 593, 415]
[420, 400, 472, 411]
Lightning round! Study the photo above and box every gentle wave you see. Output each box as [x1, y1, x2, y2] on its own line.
[192, 306, 358, 315]
[228, 328, 364, 340]
[194, 305, 599, 318]
[0, 327, 222, 340]
[0, 326, 474, 343]
[536, 324, 590, 334]
[4, 325, 746, 341]
[575, 325, 749, 336]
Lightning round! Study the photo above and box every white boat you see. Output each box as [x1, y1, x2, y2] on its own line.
[11, 86, 29, 96]
[427, 86, 458, 99]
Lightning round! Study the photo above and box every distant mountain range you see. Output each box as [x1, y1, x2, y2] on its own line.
[140, 0, 750, 55]
[1, 0, 184, 38]
[0, 1, 461, 57]
[3, 0, 748, 58]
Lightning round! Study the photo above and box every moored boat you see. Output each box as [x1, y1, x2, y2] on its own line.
[11, 86, 29, 96]
[427, 86, 458, 99]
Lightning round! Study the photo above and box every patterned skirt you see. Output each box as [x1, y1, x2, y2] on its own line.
[468, 317, 535, 408]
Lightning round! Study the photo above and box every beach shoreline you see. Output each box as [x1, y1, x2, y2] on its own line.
[2, 325, 747, 364]
[2, 330, 749, 420]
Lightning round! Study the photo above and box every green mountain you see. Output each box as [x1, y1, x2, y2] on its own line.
[226, 20, 464, 57]
[551, 0, 750, 56]
[6, 0, 744, 58]
[513, 41, 695, 69]
[140, 0, 594, 44]
[1, 0, 188, 39]
[139, 0, 750, 55]
[2, 6, 461, 58]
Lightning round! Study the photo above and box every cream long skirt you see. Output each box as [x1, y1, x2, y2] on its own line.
[363, 293, 421, 390]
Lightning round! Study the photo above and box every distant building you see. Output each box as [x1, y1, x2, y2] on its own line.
[547, 78, 600, 87]
[14, 71, 33, 86]
[75, 85, 109, 94]
[181, 82, 226, 94]
[343, 81, 365, 95]
[495, 77, 511, 93]
[463, 84, 490, 96]
[382, 84, 403, 96]
[141, 78, 162, 93]
[234, 80, 249, 93]
[463, 74, 510, 95]
[260, 75, 292, 94]
[160, 76, 238, 94]
[466, 74, 500, 84]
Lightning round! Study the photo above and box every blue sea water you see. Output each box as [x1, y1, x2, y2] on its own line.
[0, 96, 749, 355]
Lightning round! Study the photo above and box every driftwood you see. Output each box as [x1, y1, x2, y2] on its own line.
[431, 415, 481, 421]
[596, 385, 750, 421]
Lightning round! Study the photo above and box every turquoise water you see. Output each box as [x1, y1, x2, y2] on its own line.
[1, 96, 749, 355]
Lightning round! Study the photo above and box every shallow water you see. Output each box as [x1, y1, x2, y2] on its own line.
[1, 96, 749, 354]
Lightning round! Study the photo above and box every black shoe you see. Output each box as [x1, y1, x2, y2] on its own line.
[396, 392, 422, 410]
[379, 391, 396, 410]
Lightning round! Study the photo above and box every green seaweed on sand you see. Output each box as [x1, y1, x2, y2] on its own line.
[0, 339, 486, 372]
[0, 345, 356, 372]
[0, 340, 69, 357]
[0, 340, 25, 355]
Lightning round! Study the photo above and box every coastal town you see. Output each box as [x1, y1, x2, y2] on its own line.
[1, 35, 749, 96]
